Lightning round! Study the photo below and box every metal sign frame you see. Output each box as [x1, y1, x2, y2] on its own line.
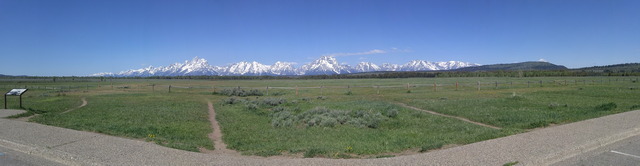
[5, 89, 28, 109]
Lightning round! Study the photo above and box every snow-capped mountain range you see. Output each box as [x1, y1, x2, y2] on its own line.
[92, 56, 479, 77]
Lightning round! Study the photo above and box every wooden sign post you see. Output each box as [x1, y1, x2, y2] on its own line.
[5, 89, 28, 109]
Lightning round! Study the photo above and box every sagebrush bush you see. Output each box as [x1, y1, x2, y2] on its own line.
[270, 107, 386, 128]
[218, 87, 263, 97]
[271, 111, 294, 128]
[223, 97, 244, 105]
[245, 103, 258, 110]
[261, 98, 287, 106]
[383, 109, 399, 118]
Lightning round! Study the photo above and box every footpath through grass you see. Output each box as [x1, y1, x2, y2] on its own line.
[30, 92, 214, 152]
[1, 77, 638, 157]
[217, 98, 511, 158]
[392, 84, 640, 129]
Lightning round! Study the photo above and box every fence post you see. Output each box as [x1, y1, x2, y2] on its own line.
[539, 80, 543, 87]
[495, 81, 498, 89]
[169, 85, 171, 93]
[266, 86, 269, 96]
[455, 81, 459, 91]
[527, 81, 530, 88]
[433, 82, 437, 92]
[477, 82, 480, 91]
[347, 85, 351, 95]
[321, 86, 324, 96]
[296, 85, 299, 96]
[376, 85, 380, 95]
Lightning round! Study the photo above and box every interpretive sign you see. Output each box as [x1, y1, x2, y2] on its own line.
[5, 89, 28, 109]
[6, 89, 27, 96]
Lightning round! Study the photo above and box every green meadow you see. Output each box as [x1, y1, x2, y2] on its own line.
[1, 76, 638, 158]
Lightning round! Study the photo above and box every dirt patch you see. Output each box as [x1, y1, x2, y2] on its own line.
[396, 102, 502, 130]
[204, 101, 240, 155]
[61, 97, 88, 114]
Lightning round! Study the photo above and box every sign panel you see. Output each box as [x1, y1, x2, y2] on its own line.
[6, 89, 27, 96]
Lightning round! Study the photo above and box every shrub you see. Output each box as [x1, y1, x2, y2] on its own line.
[382, 109, 399, 118]
[271, 111, 294, 128]
[270, 91, 286, 96]
[316, 96, 328, 100]
[218, 87, 263, 97]
[245, 103, 258, 110]
[271, 107, 288, 113]
[271, 107, 387, 129]
[595, 102, 617, 111]
[223, 97, 240, 105]
[300, 97, 312, 102]
[631, 105, 640, 110]
[261, 98, 287, 106]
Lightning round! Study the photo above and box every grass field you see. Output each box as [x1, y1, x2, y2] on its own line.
[1, 76, 638, 158]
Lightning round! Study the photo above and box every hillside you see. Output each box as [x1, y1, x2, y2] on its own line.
[573, 63, 640, 73]
[453, 61, 568, 72]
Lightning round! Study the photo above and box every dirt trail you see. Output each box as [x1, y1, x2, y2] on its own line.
[396, 102, 502, 130]
[60, 97, 88, 114]
[206, 101, 240, 155]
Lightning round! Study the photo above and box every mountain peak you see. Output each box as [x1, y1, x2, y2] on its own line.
[94, 56, 478, 77]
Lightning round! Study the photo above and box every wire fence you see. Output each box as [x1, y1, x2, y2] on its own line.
[2, 77, 638, 96]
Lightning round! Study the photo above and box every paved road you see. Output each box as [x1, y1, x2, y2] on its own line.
[553, 134, 640, 166]
[0, 143, 64, 166]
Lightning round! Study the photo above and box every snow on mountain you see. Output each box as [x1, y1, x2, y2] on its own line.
[354, 62, 381, 73]
[381, 63, 401, 71]
[400, 60, 440, 71]
[300, 56, 352, 75]
[270, 61, 298, 75]
[222, 61, 271, 76]
[93, 56, 478, 77]
[435, 61, 479, 70]
[400, 60, 479, 71]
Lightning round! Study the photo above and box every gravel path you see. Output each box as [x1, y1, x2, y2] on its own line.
[396, 102, 502, 130]
[206, 101, 240, 155]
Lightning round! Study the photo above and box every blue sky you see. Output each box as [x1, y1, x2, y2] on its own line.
[0, 0, 638, 76]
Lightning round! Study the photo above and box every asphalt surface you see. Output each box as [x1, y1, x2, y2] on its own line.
[2, 109, 640, 165]
[0, 145, 65, 166]
[553, 134, 640, 166]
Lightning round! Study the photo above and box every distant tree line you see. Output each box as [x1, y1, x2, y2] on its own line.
[1, 69, 639, 82]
